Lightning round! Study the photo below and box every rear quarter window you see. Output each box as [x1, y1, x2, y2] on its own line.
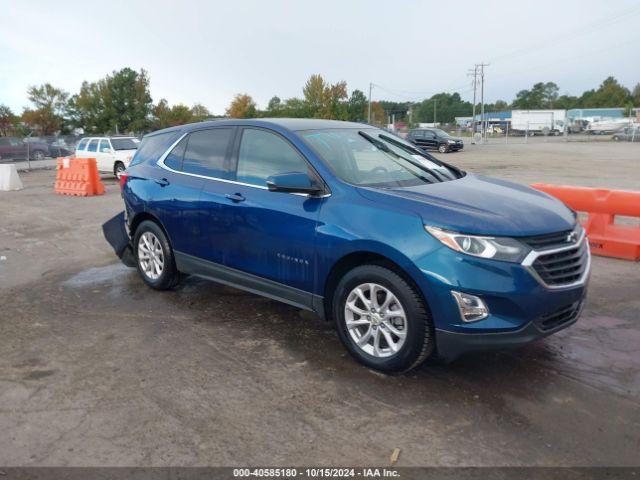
[130, 131, 181, 166]
[76, 139, 88, 150]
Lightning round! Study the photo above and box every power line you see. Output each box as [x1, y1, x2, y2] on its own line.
[488, 4, 640, 64]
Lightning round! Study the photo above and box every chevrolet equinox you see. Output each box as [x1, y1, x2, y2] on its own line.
[104, 119, 590, 372]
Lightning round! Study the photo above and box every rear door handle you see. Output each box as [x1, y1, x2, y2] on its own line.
[155, 177, 170, 187]
[225, 193, 245, 203]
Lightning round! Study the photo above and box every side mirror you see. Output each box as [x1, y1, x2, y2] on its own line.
[266, 172, 323, 195]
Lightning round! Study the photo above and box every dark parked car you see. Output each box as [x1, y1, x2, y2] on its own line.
[104, 119, 589, 372]
[612, 126, 639, 142]
[46, 139, 74, 157]
[0, 137, 49, 161]
[408, 128, 464, 153]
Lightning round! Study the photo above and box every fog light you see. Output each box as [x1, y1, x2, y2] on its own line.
[451, 291, 489, 322]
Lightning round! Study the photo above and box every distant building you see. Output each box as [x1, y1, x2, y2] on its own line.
[454, 117, 473, 127]
[567, 108, 637, 122]
[455, 112, 511, 128]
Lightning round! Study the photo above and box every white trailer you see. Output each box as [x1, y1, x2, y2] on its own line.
[511, 110, 566, 136]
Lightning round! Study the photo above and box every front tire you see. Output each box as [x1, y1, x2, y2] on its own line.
[134, 220, 181, 290]
[31, 150, 46, 161]
[114, 161, 125, 178]
[333, 265, 434, 373]
[438, 144, 448, 154]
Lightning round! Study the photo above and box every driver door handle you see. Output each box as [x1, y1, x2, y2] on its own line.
[225, 193, 245, 203]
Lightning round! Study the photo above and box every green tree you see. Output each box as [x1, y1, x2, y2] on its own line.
[493, 100, 509, 111]
[577, 77, 631, 108]
[368, 101, 387, 125]
[191, 103, 211, 122]
[632, 84, 640, 107]
[322, 81, 348, 119]
[69, 68, 152, 133]
[415, 92, 472, 124]
[22, 83, 70, 134]
[266, 96, 282, 115]
[512, 82, 559, 109]
[555, 94, 578, 110]
[303, 74, 326, 117]
[152, 100, 197, 128]
[0, 105, 17, 136]
[280, 98, 307, 117]
[348, 89, 368, 122]
[226, 94, 257, 118]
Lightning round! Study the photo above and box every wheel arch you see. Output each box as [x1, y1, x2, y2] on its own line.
[322, 250, 431, 323]
[129, 211, 174, 251]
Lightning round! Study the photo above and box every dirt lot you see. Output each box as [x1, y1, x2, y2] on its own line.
[0, 141, 639, 467]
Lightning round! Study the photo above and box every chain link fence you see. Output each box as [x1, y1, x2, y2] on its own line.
[0, 132, 146, 169]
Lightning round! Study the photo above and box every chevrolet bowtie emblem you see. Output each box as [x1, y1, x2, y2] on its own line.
[566, 232, 578, 243]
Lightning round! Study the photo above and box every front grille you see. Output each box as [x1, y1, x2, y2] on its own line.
[535, 300, 583, 331]
[521, 226, 578, 250]
[531, 239, 589, 286]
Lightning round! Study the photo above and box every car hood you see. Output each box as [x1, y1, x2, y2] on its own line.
[357, 173, 575, 236]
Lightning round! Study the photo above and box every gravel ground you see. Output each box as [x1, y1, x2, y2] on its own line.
[0, 141, 638, 467]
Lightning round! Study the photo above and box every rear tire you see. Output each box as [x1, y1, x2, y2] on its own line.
[134, 220, 181, 290]
[333, 265, 434, 373]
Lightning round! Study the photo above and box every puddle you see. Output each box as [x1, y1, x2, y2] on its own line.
[62, 263, 133, 288]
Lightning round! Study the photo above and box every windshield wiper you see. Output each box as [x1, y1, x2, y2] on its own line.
[359, 131, 449, 182]
[378, 134, 462, 179]
[358, 131, 438, 184]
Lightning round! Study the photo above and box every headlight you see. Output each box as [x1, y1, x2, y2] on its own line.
[425, 226, 531, 262]
[447, 139, 455, 144]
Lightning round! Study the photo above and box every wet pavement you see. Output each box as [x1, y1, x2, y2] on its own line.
[0, 156, 639, 466]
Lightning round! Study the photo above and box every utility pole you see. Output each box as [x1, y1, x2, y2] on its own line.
[433, 99, 437, 125]
[478, 62, 489, 143]
[368, 82, 373, 124]
[468, 65, 478, 142]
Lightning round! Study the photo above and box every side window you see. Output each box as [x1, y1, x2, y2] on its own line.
[87, 139, 98, 152]
[77, 139, 88, 150]
[99, 139, 111, 152]
[236, 128, 309, 187]
[131, 131, 180, 166]
[182, 128, 233, 178]
[412, 131, 424, 139]
[164, 137, 187, 171]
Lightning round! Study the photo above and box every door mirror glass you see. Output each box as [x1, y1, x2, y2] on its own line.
[266, 172, 322, 195]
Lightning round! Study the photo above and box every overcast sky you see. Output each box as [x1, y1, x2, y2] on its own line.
[1, 0, 639, 114]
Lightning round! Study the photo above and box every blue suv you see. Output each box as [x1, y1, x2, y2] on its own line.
[105, 118, 590, 372]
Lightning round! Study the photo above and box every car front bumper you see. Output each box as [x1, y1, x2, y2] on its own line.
[414, 240, 590, 361]
[435, 296, 585, 361]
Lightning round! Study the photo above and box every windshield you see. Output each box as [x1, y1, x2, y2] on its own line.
[301, 128, 462, 188]
[111, 138, 140, 150]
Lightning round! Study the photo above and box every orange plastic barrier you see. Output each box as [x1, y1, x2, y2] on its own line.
[54, 157, 105, 197]
[532, 183, 640, 261]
